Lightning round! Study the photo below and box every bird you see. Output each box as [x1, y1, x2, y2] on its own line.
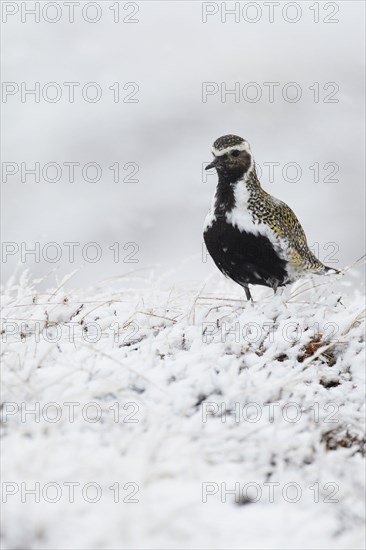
[203, 134, 339, 301]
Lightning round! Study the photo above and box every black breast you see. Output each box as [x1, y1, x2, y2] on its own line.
[204, 218, 288, 289]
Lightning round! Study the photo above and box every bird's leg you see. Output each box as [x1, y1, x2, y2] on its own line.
[244, 285, 253, 301]
[272, 281, 287, 306]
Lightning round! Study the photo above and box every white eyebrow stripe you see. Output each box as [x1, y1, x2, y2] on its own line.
[211, 142, 250, 156]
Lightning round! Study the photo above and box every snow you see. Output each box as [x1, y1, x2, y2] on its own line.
[1, 271, 365, 550]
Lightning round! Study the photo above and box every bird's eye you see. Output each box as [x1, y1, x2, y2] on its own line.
[231, 150, 240, 157]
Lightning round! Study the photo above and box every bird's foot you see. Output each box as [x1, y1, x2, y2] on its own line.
[244, 285, 253, 302]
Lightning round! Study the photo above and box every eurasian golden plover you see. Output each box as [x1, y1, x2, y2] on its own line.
[203, 134, 339, 300]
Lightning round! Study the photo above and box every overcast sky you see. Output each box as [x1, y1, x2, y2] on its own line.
[2, 1, 365, 289]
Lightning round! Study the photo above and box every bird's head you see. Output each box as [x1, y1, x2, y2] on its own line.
[205, 134, 253, 179]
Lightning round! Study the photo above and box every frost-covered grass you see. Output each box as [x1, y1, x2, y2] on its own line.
[1, 271, 365, 550]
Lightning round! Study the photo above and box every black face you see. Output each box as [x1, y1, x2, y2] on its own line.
[205, 148, 252, 178]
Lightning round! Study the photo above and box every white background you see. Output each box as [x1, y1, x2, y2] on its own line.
[2, 0, 365, 288]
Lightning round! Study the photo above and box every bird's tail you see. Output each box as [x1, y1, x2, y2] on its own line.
[322, 265, 341, 275]
[316, 253, 365, 276]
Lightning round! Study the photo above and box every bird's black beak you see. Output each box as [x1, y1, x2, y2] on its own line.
[205, 157, 219, 171]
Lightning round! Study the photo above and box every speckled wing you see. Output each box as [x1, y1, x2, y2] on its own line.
[268, 197, 327, 273]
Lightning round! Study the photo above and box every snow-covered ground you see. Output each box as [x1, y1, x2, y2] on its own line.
[1, 270, 365, 549]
